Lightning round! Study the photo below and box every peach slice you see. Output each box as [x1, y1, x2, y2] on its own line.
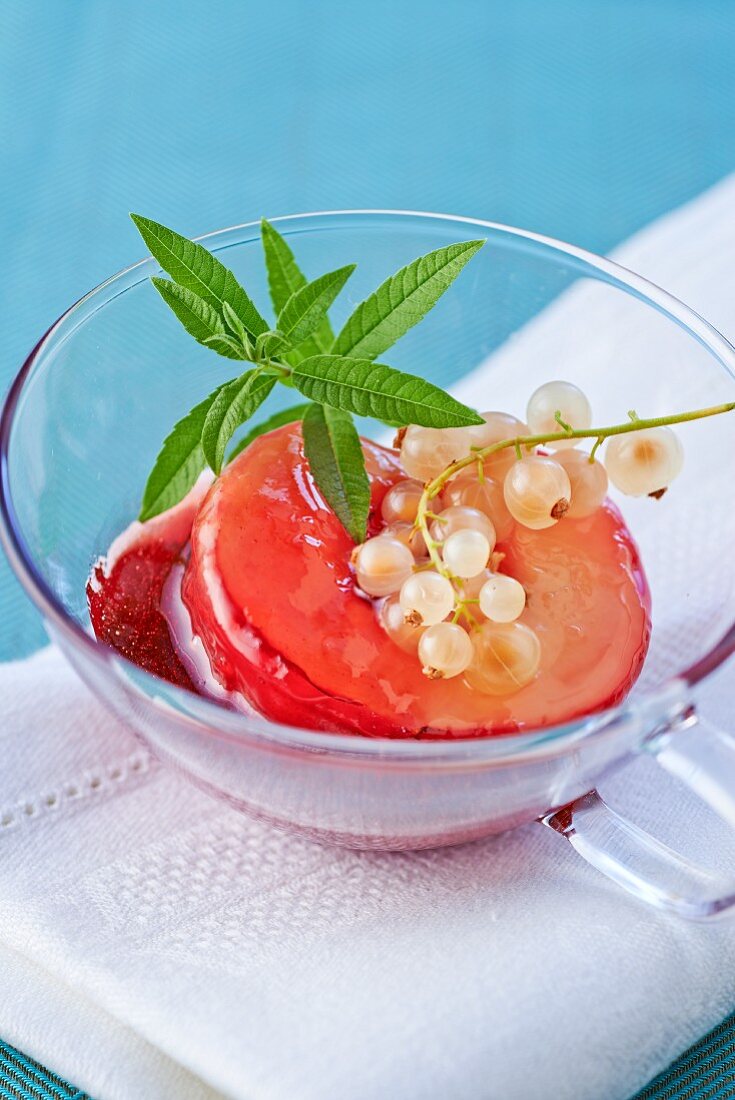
[180, 425, 651, 737]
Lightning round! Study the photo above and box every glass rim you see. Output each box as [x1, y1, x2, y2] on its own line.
[2, 208, 734, 764]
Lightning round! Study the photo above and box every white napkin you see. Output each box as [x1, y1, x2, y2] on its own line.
[2, 175, 735, 1100]
[1, 648, 735, 1100]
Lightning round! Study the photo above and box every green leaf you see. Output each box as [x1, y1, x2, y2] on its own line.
[139, 382, 229, 521]
[202, 333, 249, 359]
[201, 370, 277, 474]
[278, 265, 355, 348]
[291, 355, 484, 428]
[222, 303, 254, 359]
[131, 214, 268, 339]
[150, 279, 248, 359]
[227, 402, 313, 462]
[302, 404, 370, 543]
[151, 279, 222, 340]
[332, 239, 486, 360]
[254, 330, 289, 359]
[222, 301, 251, 346]
[261, 218, 308, 315]
[261, 219, 334, 358]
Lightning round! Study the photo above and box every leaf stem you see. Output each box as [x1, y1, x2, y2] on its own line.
[260, 358, 293, 380]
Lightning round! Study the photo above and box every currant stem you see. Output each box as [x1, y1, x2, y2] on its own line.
[415, 400, 735, 575]
[589, 435, 604, 462]
[451, 599, 479, 627]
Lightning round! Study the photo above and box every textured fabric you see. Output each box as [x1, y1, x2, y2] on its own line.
[6, 1017, 735, 1100]
[0, 941, 216, 1100]
[5, 1017, 735, 1100]
[633, 1015, 735, 1099]
[0, 651, 734, 1100]
[7, 1023, 735, 1100]
[0, 1041, 86, 1100]
[3, 0, 735, 659]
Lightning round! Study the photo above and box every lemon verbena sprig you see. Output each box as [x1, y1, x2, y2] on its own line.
[130, 213, 487, 541]
[413, 401, 735, 581]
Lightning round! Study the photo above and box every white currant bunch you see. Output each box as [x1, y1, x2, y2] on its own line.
[360, 377, 697, 696]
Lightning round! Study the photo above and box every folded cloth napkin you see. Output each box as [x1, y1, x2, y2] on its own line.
[1, 648, 735, 1100]
[2, 175, 735, 1100]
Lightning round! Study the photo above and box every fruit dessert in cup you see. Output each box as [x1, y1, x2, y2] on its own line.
[87, 216, 734, 739]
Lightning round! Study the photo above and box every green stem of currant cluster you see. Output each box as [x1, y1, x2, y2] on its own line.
[413, 400, 735, 581]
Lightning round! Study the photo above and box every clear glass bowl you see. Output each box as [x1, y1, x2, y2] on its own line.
[2, 211, 735, 916]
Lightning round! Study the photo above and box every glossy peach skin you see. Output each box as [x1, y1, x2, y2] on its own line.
[182, 425, 651, 738]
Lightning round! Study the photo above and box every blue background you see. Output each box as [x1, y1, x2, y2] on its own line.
[3, 0, 735, 659]
[1, 3, 735, 1095]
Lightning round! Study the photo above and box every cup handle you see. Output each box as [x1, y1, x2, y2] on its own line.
[540, 714, 735, 920]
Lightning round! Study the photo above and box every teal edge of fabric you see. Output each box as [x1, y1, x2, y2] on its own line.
[630, 1013, 735, 1099]
[3, 1016, 735, 1100]
[0, 1040, 89, 1100]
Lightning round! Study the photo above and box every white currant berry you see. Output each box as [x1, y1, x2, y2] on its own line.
[459, 567, 493, 602]
[440, 469, 475, 508]
[400, 425, 473, 481]
[382, 522, 430, 561]
[451, 474, 515, 541]
[430, 505, 496, 550]
[478, 573, 526, 622]
[419, 622, 473, 679]
[526, 380, 592, 450]
[465, 621, 541, 695]
[354, 536, 414, 597]
[503, 455, 571, 530]
[399, 571, 456, 626]
[442, 529, 491, 578]
[604, 427, 684, 497]
[379, 595, 423, 653]
[468, 411, 529, 477]
[468, 411, 528, 449]
[554, 449, 609, 517]
[381, 479, 424, 525]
